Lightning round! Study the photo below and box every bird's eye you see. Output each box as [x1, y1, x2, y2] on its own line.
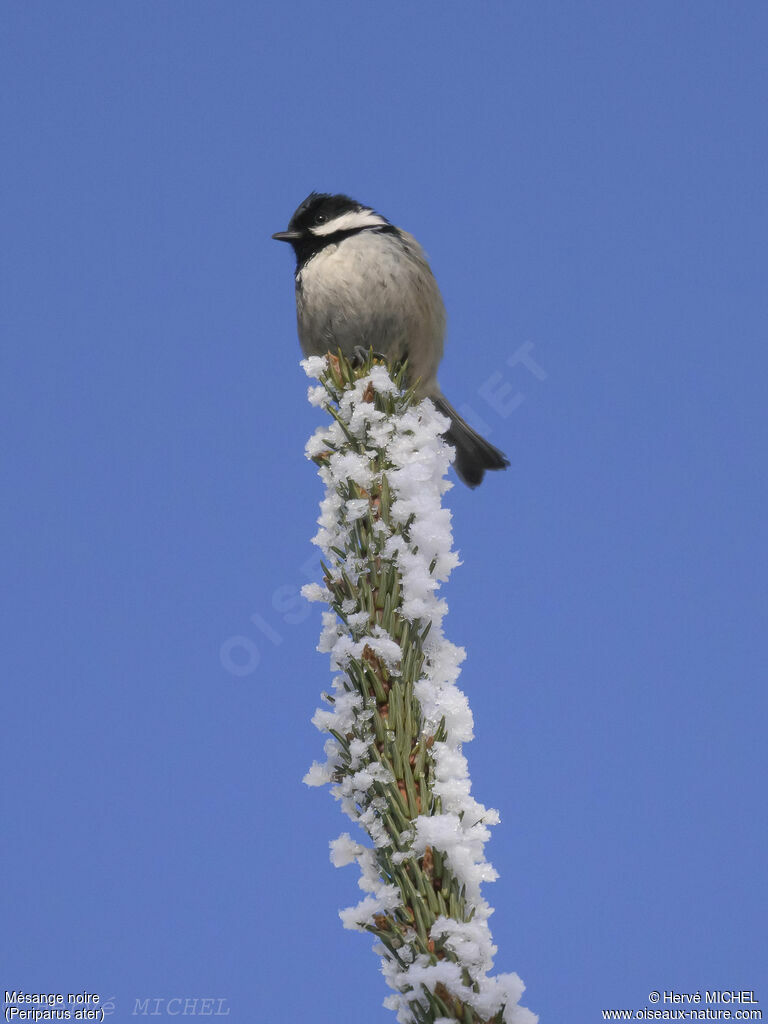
[315, 213, 327, 224]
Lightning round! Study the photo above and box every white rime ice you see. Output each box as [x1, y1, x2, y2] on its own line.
[301, 357, 536, 1024]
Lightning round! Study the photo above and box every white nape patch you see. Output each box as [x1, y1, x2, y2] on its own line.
[310, 208, 388, 237]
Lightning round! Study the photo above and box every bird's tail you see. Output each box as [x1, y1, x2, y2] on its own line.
[432, 395, 510, 488]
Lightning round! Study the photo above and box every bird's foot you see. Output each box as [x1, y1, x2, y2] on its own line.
[350, 345, 389, 368]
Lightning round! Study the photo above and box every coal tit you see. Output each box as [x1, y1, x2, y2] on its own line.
[273, 192, 509, 487]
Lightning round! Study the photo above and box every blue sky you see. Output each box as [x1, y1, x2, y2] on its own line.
[2, 2, 766, 1020]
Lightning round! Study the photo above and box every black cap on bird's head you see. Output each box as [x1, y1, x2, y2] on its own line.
[272, 192, 393, 265]
[271, 192, 358, 240]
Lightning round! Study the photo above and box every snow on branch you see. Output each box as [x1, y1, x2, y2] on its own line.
[301, 351, 536, 1024]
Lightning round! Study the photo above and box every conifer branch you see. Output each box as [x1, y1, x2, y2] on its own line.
[301, 351, 536, 1024]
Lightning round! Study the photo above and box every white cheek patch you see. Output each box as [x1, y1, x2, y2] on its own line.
[310, 209, 388, 237]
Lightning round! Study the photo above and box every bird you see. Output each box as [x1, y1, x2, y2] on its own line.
[272, 192, 509, 487]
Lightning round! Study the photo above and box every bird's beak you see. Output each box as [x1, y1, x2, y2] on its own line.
[271, 230, 302, 242]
